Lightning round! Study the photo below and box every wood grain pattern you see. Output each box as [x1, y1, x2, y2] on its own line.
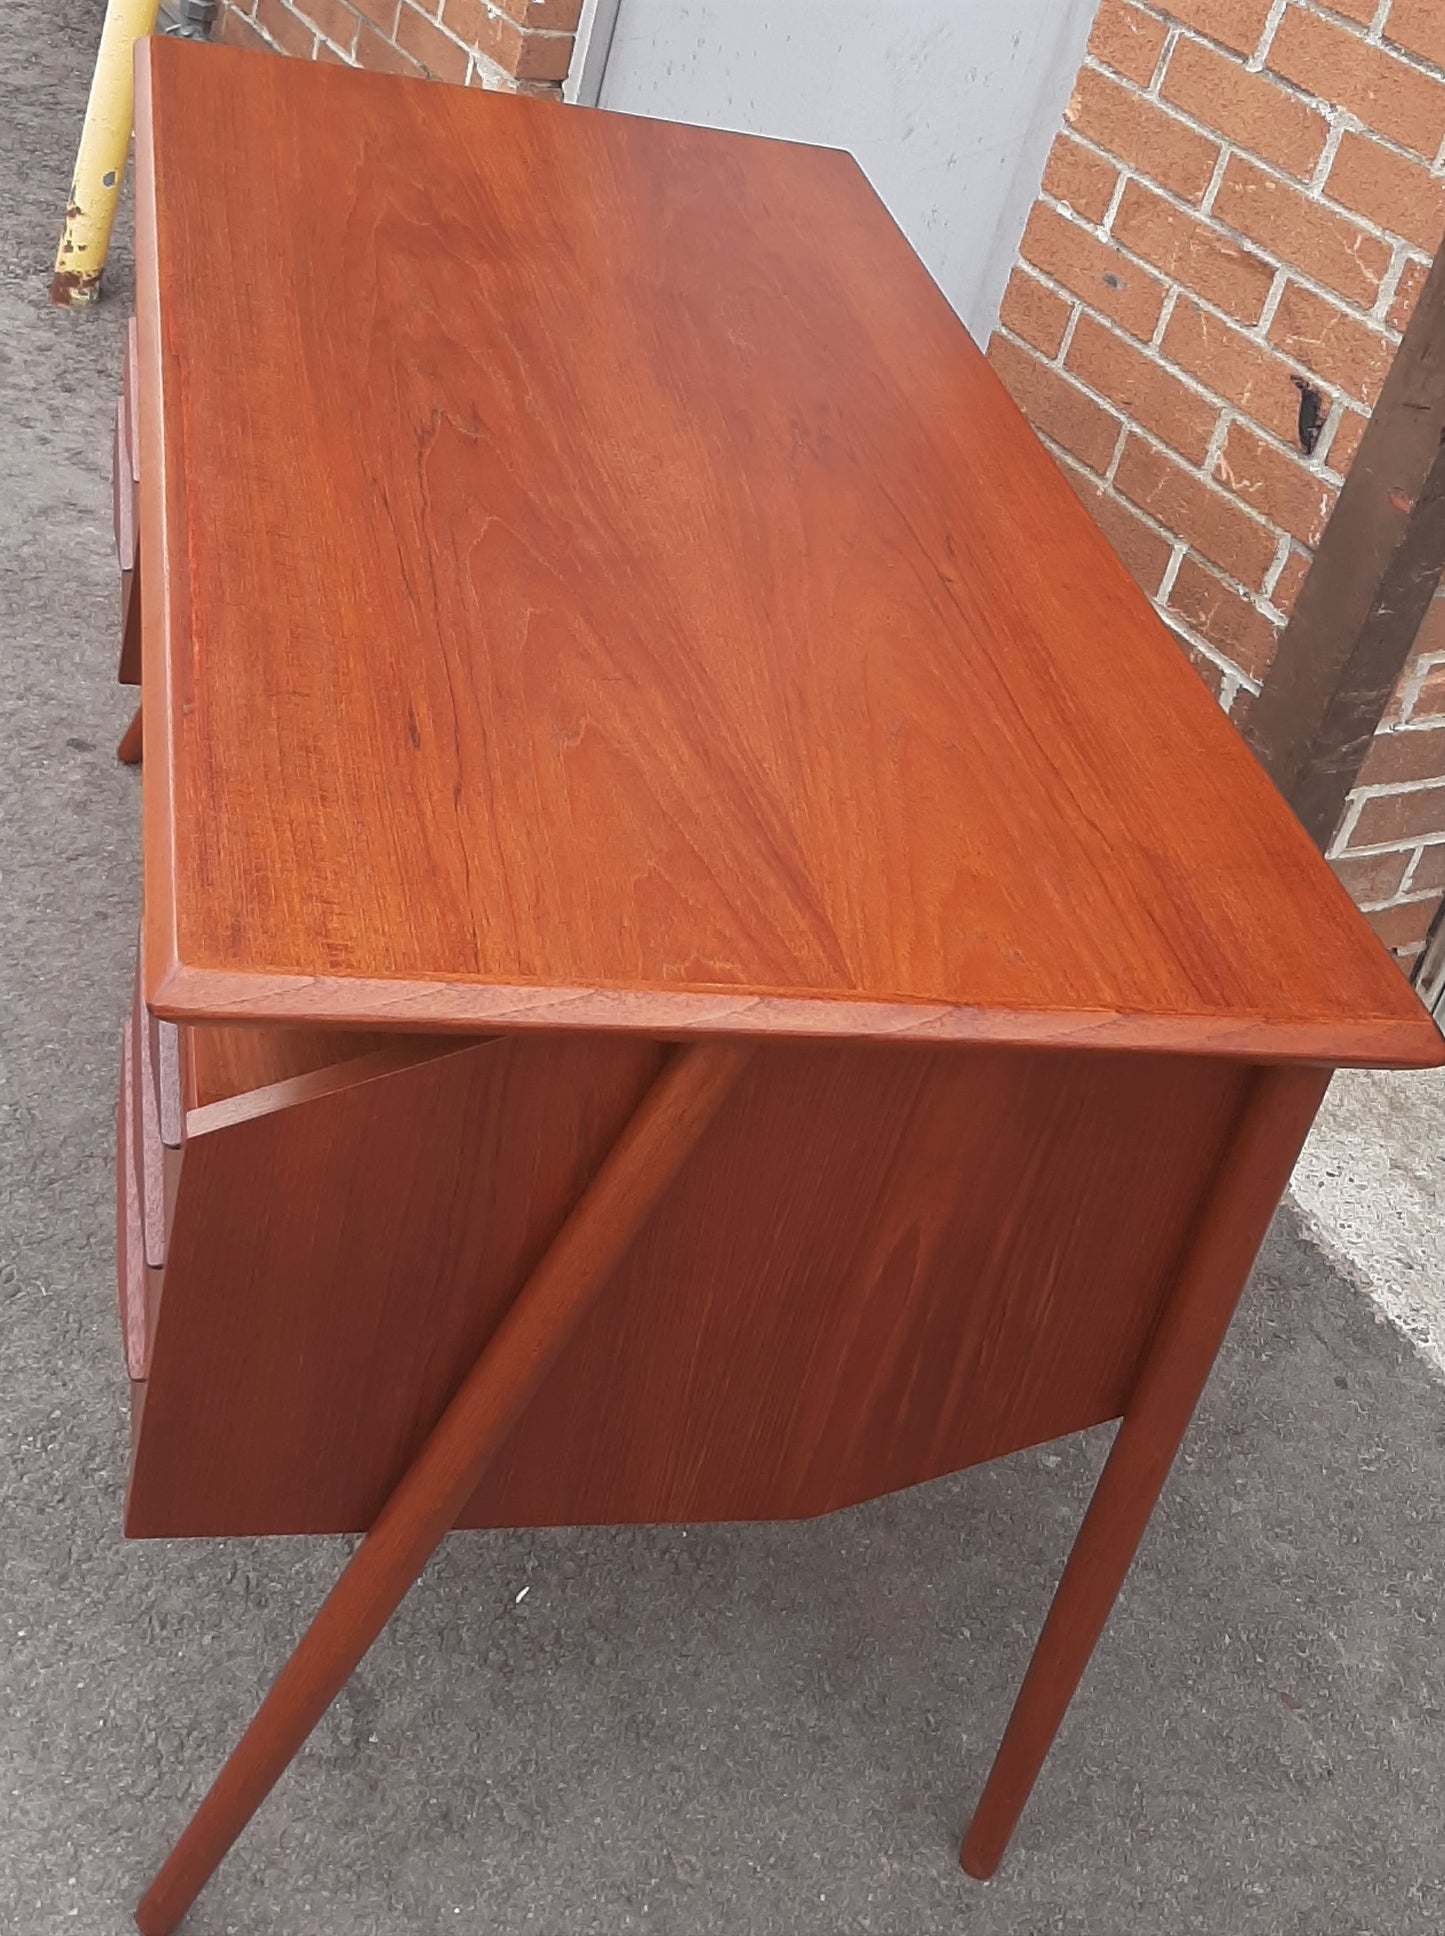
[154, 1018, 182, 1147]
[132, 41, 1442, 1069]
[961, 1062, 1331, 1876]
[113, 395, 141, 689]
[132, 958, 172, 1270]
[467, 1040, 1247, 1529]
[134, 1041, 753, 1936]
[116, 322, 142, 687]
[182, 1022, 398, 1111]
[117, 1017, 161, 1382]
[126, 1035, 1247, 1537]
[116, 706, 143, 766]
[117, 587, 140, 688]
[125, 1031, 667, 1534]
[112, 400, 136, 576]
[126, 316, 140, 488]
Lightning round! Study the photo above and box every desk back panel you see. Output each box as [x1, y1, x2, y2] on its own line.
[124, 1035, 1247, 1537]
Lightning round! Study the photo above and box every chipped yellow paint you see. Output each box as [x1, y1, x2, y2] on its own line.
[51, 0, 161, 305]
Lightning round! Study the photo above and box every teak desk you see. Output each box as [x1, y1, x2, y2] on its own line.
[117, 39, 1443, 1933]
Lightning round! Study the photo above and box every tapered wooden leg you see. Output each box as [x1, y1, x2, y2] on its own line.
[117, 704, 143, 764]
[960, 1063, 1331, 1880]
[135, 1039, 752, 1936]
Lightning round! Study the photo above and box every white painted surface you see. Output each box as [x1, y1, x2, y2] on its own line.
[565, 0, 622, 107]
[581, 0, 1097, 344]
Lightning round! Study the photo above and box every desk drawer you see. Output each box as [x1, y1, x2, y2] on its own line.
[130, 962, 180, 1273]
[116, 1014, 162, 1382]
[114, 318, 141, 686]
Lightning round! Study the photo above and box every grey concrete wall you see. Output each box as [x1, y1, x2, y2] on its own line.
[580, 0, 1098, 344]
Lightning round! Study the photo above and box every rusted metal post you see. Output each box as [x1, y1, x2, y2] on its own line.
[51, 0, 162, 306]
[1246, 245, 1445, 851]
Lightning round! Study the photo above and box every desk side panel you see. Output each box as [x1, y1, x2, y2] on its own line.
[126, 1036, 1248, 1535]
[468, 1042, 1249, 1526]
[124, 1033, 665, 1536]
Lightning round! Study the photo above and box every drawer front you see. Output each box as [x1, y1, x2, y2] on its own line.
[112, 397, 137, 573]
[117, 938, 179, 1385]
[124, 315, 140, 487]
[153, 1015, 183, 1148]
[116, 1015, 162, 1382]
[131, 977, 176, 1271]
[114, 319, 142, 685]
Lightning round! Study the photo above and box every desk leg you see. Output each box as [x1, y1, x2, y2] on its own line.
[117, 704, 143, 765]
[134, 1039, 752, 1936]
[961, 1062, 1330, 1880]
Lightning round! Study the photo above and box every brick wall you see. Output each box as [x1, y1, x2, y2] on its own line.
[218, 0, 580, 92]
[989, 0, 1445, 972]
[1328, 588, 1445, 965]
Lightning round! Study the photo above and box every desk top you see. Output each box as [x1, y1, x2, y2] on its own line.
[133, 40, 1441, 1067]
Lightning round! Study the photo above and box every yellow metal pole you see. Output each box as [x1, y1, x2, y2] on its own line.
[51, 0, 162, 306]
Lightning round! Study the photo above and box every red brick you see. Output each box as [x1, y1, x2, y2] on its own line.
[1114, 434, 1280, 587]
[1021, 203, 1167, 341]
[395, 0, 470, 78]
[1410, 843, 1445, 895]
[355, 16, 423, 69]
[1326, 133, 1445, 255]
[1384, 0, 1445, 74]
[1212, 154, 1392, 308]
[1325, 407, 1369, 476]
[445, 0, 573, 78]
[1088, 0, 1169, 84]
[1389, 256, 1432, 332]
[1187, 643, 1229, 699]
[1111, 180, 1275, 325]
[1349, 783, 1445, 845]
[1065, 67, 1220, 205]
[1163, 297, 1319, 446]
[1414, 595, 1445, 660]
[1229, 681, 1258, 728]
[1065, 312, 1219, 461]
[1358, 724, 1445, 787]
[253, 0, 317, 54]
[1042, 134, 1120, 225]
[1366, 897, 1441, 952]
[1271, 545, 1311, 615]
[295, 0, 360, 52]
[1268, 282, 1398, 410]
[351, 0, 399, 29]
[1269, 7, 1445, 160]
[220, 8, 274, 49]
[987, 335, 1123, 475]
[997, 268, 1073, 358]
[1163, 0, 1273, 57]
[495, 0, 582, 28]
[1317, 0, 1381, 23]
[1167, 551, 1280, 679]
[1409, 661, 1445, 721]
[1384, 622, 1444, 722]
[513, 30, 580, 84]
[1052, 451, 1176, 593]
[1161, 37, 1327, 180]
[1214, 420, 1337, 546]
[1330, 848, 1413, 905]
[439, 0, 493, 56]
